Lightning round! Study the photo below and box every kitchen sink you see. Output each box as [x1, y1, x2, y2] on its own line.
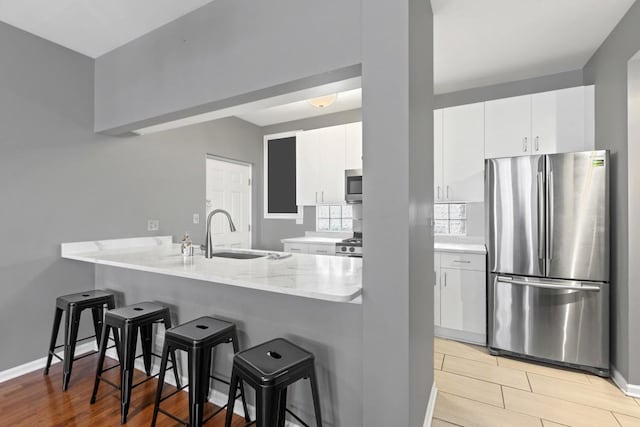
[211, 252, 265, 259]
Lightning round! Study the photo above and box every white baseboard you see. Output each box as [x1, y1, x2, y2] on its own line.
[0, 342, 97, 383]
[423, 383, 438, 427]
[612, 366, 640, 398]
[435, 326, 486, 346]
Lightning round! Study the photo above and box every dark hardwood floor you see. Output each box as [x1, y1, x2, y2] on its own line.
[0, 353, 245, 426]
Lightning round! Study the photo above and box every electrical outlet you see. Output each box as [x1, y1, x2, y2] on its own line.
[147, 219, 159, 231]
[193, 213, 200, 224]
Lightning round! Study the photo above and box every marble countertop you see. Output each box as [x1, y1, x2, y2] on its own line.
[434, 241, 487, 254]
[61, 236, 362, 303]
[280, 236, 345, 244]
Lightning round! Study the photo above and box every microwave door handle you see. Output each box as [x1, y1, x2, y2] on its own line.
[497, 276, 600, 292]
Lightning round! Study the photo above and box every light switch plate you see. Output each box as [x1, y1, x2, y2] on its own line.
[193, 214, 200, 224]
[147, 219, 160, 231]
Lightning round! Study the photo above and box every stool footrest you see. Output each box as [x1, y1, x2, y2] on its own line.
[157, 408, 188, 426]
[286, 408, 310, 427]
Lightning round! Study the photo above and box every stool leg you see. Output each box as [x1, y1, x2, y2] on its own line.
[276, 388, 287, 427]
[257, 387, 276, 427]
[140, 323, 153, 376]
[163, 312, 181, 389]
[309, 369, 323, 427]
[151, 342, 170, 427]
[188, 346, 209, 427]
[90, 324, 111, 404]
[231, 333, 251, 422]
[120, 323, 138, 424]
[62, 304, 81, 391]
[44, 307, 63, 375]
[224, 368, 239, 427]
[91, 306, 104, 349]
[106, 297, 121, 361]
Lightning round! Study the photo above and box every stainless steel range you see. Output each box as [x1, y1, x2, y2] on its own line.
[335, 232, 362, 257]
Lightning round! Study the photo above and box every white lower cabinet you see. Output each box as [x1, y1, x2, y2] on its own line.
[434, 250, 486, 345]
[283, 242, 335, 256]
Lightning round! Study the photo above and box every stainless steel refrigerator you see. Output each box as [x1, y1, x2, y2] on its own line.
[486, 150, 610, 376]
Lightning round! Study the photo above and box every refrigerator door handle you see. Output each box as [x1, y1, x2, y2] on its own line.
[497, 276, 601, 292]
[537, 171, 545, 260]
[547, 169, 554, 260]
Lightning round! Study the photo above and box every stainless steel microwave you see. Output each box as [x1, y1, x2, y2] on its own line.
[345, 169, 362, 204]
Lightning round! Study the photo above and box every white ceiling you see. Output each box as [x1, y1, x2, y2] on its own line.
[0, 0, 215, 58]
[433, 0, 636, 94]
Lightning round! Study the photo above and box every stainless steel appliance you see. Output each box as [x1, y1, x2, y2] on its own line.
[486, 151, 610, 376]
[335, 232, 362, 257]
[345, 169, 362, 204]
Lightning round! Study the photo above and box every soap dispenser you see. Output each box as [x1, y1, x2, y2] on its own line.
[181, 232, 193, 257]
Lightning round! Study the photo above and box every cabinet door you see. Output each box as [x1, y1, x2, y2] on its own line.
[284, 243, 308, 253]
[309, 244, 334, 256]
[440, 268, 486, 335]
[296, 130, 321, 206]
[485, 95, 531, 158]
[345, 122, 363, 170]
[316, 125, 346, 204]
[532, 86, 586, 155]
[434, 253, 441, 326]
[443, 103, 485, 202]
[434, 109, 444, 201]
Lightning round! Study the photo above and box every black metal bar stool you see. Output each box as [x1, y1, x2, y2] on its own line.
[151, 316, 250, 427]
[44, 289, 119, 391]
[224, 338, 322, 427]
[90, 301, 181, 424]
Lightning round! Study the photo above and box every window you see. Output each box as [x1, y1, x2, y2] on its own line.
[316, 205, 353, 232]
[434, 203, 467, 235]
[263, 132, 303, 219]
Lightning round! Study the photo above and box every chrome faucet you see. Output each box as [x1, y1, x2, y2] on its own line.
[204, 209, 237, 258]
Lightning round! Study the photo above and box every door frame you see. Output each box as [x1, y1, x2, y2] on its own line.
[206, 154, 253, 248]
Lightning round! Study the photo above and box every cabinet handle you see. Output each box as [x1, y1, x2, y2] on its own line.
[321, 191, 324, 203]
[444, 271, 447, 287]
[446, 185, 450, 200]
[535, 136, 540, 151]
[523, 137, 528, 152]
[453, 260, 471, 264]
[437, 186, 441, 200]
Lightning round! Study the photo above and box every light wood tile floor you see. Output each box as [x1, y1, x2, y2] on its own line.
[433, 337, 640, 427]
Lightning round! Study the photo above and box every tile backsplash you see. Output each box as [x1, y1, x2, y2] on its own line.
[434, 203, 468, 235]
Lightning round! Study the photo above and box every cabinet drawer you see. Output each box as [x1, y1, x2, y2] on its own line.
[440, 252, 485, 271]
[284, 243, 307, 254]
[309, 244, 334, 256]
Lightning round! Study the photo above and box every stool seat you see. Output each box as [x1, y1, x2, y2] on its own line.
[44, 289, 118, 391]
[166, 316, 236, 347]
[235, 338, 314, 385]
[55, 290, 115, 310]
[151, 316, 250, 427]
[106, 301, 167, 324]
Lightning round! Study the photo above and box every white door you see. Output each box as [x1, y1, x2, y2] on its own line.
[296, 129, 321, 206]
[532, 86, 587, 155]
[434, 109, 444, 202]
[316, 125, 346, 204]
[206, 157, 252, 249]
[440, 268, 486, 335]
[485, 94, 531, 158]
[345, 122, 363, 170]
[442, 103, 485, 202]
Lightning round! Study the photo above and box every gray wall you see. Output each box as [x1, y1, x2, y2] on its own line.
[435, 69, 584, 109]
[362, 0, 434, 425]
[260, 109, 363, 250]
[583, 0, 640, 384]
[94, 0, 362, 134]
[0, 21, 264, 371]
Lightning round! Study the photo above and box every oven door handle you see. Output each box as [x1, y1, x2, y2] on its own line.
[497, 276, 600, 292]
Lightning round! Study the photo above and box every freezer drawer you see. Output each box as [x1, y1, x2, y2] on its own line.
[488, 273, 609, 372]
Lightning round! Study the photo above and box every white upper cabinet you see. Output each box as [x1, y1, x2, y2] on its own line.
[434, 109, 444, 201]
[485, 94, 531, 158]
[296, 124, 347, 206]
[442, 103, 485, 202]
[345, 122, 363, 170]
[485, 85, 595, 159]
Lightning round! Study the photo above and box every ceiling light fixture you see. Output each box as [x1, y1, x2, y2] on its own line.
[308, 94, 338, 108]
